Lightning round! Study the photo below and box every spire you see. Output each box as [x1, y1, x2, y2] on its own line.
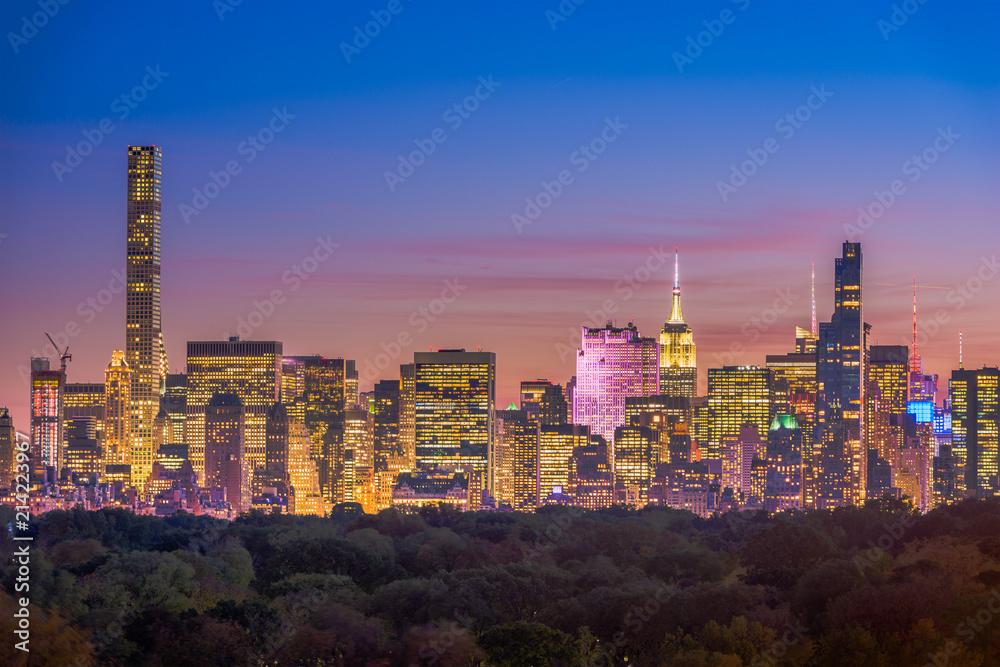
[959, 329, 963, 370]
[811, 262, 817, 335]
[668, 246, 684, 323]
[910, 276, 922, 375]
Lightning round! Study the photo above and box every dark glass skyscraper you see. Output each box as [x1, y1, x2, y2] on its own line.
[816, 242, 867, 507]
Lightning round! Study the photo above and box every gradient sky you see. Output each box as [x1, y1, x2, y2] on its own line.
[1, 0, 998, 431]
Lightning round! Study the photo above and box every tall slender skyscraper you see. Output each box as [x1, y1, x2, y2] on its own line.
[126, 146, 163, 489]
[816, 242, 867, 507]
[951, 367, 999, 498]
[104, 350, 132, 472]
[30, 358, 64, 481]
[659, 248, 697, 398]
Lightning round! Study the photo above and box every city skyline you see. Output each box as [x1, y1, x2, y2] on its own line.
[2, 0, 998, 429]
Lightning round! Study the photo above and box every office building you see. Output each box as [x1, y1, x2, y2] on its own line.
[538, 423, 590, 503]
[659, 248, 697, 398]
[372, 380, 401, 474]
[204, 393, 250, 514]
[614, 422, 660, 506]
[574, 322, 659, 443]
[520, 379, 569, 425]
[63, 383, 105, 447]
[162, 373, 187, 445]
[569, 443, 614, 510]
[951, 367, 1000, 498]
[103, 350, 131, 475]
[414, 349, 496, 473]
[185, 338, 282, 485]
[1, 408, 16, 490]
[707, 366, 772, 460]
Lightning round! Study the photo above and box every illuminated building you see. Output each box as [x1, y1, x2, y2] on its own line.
[185, 338, 282, 486]
[520, 379, 569, 425]
[65, 417, 102, 485]
[659, 248, 697, 399]
[613, 423, 660, 506]
[867, 345, 909, 469]
[392, 471, 470, 510]
[30, 358, 64, 481]
[538, 423, 590, 503]
[496, 409, 538, 511]
[204, 392, 250, 514]
[625, 394, 690, 430]
[951, 367, 1000, 498]
[126, 146, 164, 494]
[933, 444, 958, 507]
[690, 396, 710, 455]
[413, 349, 495, 474]
[816, 242, 867, 508]
[280, 357, 306, 405]
[162, 373, 187, 445]
[795, 325, 818, 355]
[707, 366, 772, 461]
[103, 351, 132, 477]
[764, 415, 803, 511]
[574, 322, 659, 443]
[373, 380, 400, 474]
[652, 461, 717, 517]
[897, 442, 931, 512]
[721, 424, 763, 499]
[0, 408, 14, 490]
[569, 443, 613, 510]
[908, 280, 938, 403]
[262, 403, 292, 501]
[344, 408, 374, 506]
[399, 363, 416, 471]
[287, 420, 323, 515]
[152, 408, 172, 454]
[63, 383, 105, 447]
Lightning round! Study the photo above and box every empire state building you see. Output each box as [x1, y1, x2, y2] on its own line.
[659, 248, 697, 398]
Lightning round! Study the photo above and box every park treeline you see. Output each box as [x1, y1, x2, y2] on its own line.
[1, 497, 999, 666]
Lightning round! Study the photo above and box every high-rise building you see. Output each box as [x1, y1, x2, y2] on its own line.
[816, 242, 867, 508]
[707, 366, 772, 461]
[520, 380, 569, 425]
[63, 383, 105, 448]
[126, 146, 164, 491]
[0, 408, 15, 490]
[204, 392, 250, 514]
[614, 422, 660, 506]
[569, 443, 614, 510]
[162, 373, 187, 445]
[765, 415, 804, 512]
[722, 424, 763, 500]
[185, 338, 282, 486]
[65, 416, 102, 485]
[496, 408, 536, 509]
[659, 248, 697, 399]
[104, 350, 132, 477]
[399, 363, 416, 471]
[574, 322, 659, 443]
[30, 358, 64, 481]
[951, 367, 1000, 498]
[372, 380, 401, 474]
[867, 345, 909, 468]
[908, 280, 938, 403]
[414, 350, 496, 474]
[263, 402, 292, 500]
[538, 423, 590, 502]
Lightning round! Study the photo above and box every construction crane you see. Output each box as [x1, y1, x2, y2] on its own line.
[44, 332, 72, 374]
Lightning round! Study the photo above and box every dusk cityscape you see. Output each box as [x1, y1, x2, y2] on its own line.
[0, 1, 998, 665]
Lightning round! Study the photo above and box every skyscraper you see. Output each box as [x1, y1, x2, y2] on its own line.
[574, 322, 659, 443]
[414, 349, 496, 474]
[519, 379, 569, 425]
[951, 367, 999, 498]
[0, 408, 15, 491]
[816, 242, 867, 508]
[62, 383, 105, 447]
[707, 366, 772, 461]
[659, 248, 697, 398]
[867, 345, 909, 471]
[538, 423, 590, 502]
[30, 358, 64, 481]
[104, 350, 132, 474]
[204, 392, 250, 514]
[372, 379, 401, 474]
[126, 146, 164, 491]
[186, 338, 282, 485]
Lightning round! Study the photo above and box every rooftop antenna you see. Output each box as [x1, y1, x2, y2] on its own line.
[811, 262, 817, 335]
[959, 329, 963, 370]
[910, 276, 919, 373]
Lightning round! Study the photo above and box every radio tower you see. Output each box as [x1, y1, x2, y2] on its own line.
[910, 276, 921, 374]
[959, 329, 963, 370]
[811, 262, 817, 335]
